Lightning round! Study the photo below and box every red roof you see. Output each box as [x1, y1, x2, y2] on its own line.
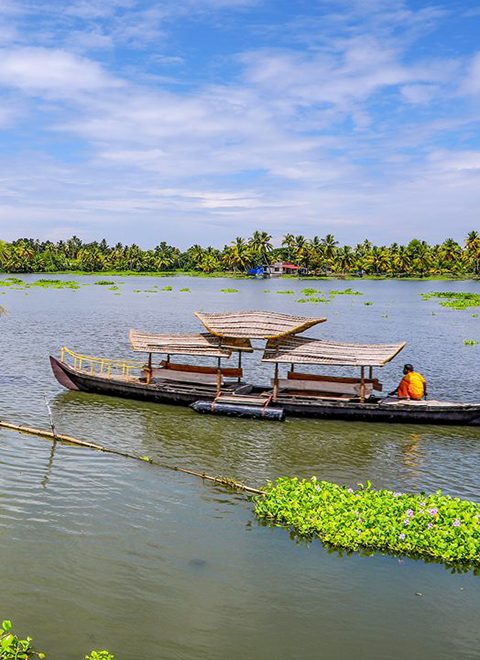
[281, 262, 299, 269]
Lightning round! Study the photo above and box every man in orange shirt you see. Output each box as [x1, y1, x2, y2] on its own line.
[389, 364, 427, 400]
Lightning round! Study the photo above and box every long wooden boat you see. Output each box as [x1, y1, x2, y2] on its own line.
[50, 311, 480, 426]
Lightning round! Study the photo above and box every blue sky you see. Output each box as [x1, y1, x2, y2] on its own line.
[0, 0, 480, 248]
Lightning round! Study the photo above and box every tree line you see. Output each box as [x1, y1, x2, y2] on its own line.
[0, 231, 479, 276]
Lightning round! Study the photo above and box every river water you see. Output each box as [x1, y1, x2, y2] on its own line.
[1, 275, 479, 659]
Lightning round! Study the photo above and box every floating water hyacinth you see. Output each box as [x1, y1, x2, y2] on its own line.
[254, 477, 480, 567]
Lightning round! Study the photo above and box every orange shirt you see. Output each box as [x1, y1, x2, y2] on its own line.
[398, 372, 426, 400]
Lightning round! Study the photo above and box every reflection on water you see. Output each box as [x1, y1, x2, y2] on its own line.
[1, 276, 480, 659]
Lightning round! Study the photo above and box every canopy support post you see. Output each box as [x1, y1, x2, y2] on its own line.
[166, 354, 170, 364]
[273, 363, 279, 402]
[216, 357, 222, 396]
[290, 362, 295, 373]
[146, 352, 152, 385]
[238, 351, 242, 383]
[368, 366, 373, 380]
[360, 366, 366, 403]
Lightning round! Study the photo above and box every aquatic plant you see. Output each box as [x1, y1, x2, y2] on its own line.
[263, 289, 271, 293]
[0, 620, 45, 659]
[0, 305, 6, 316]
[296, 297, 329, 304]
[301, 288, 321, 296]
[94, 280, 115, 285]
[464, 339, 479, 345]
[85, 652, 115, 660]
[143, 289, 158, 293]
[180, 287, 190, 292]
[162, 285, 173, 291]
[220, 288, 239, 293]
[255, 477, 480, 566]
[108, 285, 119, 291]
[420, 292, 480, 310]
[473, 313, 479, 318]
[364, 301, 374, 305]
[275, 290, 294, 294]
[31, 279, 80, 289]
[330, 288, 363, 295]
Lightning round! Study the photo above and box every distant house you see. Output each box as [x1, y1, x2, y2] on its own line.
[264, 262, 300, 277]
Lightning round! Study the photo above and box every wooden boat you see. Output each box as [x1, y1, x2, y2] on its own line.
[50, 311, 480, 426]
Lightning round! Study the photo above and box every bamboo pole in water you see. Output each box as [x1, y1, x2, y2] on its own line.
[0, 420, 265, 495]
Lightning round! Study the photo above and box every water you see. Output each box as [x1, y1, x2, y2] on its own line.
[1, 275, 479, 659]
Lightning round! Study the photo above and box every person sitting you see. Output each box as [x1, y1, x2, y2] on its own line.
[389, 364, 427, 400]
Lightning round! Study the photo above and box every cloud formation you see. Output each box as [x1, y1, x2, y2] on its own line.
[0, 0, 479, 246]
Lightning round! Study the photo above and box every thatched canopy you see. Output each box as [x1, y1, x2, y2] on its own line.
[194, 311, 326, 340]
[262, 336, 406, 366]
[129, 329, 252, 357]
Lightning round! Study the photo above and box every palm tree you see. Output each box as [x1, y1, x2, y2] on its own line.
[249, 231, 273, 265]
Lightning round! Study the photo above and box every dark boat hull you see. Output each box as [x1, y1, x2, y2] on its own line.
[50, 356, 480, 426]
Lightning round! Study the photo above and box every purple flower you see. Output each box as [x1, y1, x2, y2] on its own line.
[428, 507, 438, 516]
[427, 522, 433, 529]
[403, 519, 410, 526]
[419, 501, 426, 507]
[453, 519, 461, 527]
[393, 492, 402, 497]
[315, 485, 321, 492]
[356, 529, 361, 535]
[406, 509, 414, 518]
[399, 533, 406, 541]
[347, 488, 354, 493]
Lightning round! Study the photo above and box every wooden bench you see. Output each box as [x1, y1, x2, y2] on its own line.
[274, 371, 382, 399]
[145, 361, 243, 386]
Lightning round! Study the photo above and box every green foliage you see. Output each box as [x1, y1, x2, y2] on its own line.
[94, 280, 115, 285]
[108, 286, 119, 291]
[329, 288, 363, 295]
[301, 287, 321, 295]
[275, 290, 294, 294]
[364, 301, 374, 306]
[161, 285, 173, 291]
[31, 279, 80, 289]
[420, 292, 480, 310]
[255, 477, 480, 567]
[464, 339, 479, 345]
[220, 288, 239, 293]
[85, 651, 114, 660]
[0, 620, 45, 659]
[296, 297, 329, 303]
[179, 287, 190, 292]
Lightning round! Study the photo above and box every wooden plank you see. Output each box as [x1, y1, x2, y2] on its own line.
[277, 378, 374, 397]
[159, 361, 242, 377]
[152, 368, 219, 385]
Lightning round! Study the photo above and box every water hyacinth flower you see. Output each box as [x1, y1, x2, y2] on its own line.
[403, 519, 410, 526]
[315, 485, 321, 492]
[427, 522, 433, 529]
[428, 507, 438, 516]
[419, 501, 426, 507]
[393, 492, 403, 497]
[406, 509, 414, 518]
[399, 533, 406, 541]
[347, 488, 354, 493]
[453, 519, 461, 527]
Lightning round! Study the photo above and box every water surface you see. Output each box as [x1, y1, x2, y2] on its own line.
[1, 276, 479, 659]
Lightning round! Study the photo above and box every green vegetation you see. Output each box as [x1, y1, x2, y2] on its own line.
[31, 279, 80, 289]
[1, 231, 479, 277]
[255, 477, 480, 567]
[94, 280, 115, 285]
[108, 286, 119, 291]
[301, 287, 321, 295]
[275, 289, 294, 294]
[296, 296, 329, 304]
[179, 287, 190, 292]
[162, 285, 173, 291]
[0, 619, 114, 660]
[0, 619, 45, 659]
[464, 339, 479, 345]
[420, 292, 480, 310]
[220, 288, 239, 293]
[330, 287, 363, 295]
[364, 301, 374, 306]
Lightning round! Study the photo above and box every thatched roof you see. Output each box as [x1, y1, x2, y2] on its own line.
[262, 336, 406, 366]
[129, 329, 251, 357]
[194, 311, 326, 339]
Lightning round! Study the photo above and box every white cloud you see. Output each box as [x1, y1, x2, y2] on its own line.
[0, 47, 121, 94]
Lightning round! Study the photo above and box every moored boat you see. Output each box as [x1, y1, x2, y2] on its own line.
[50, 311, 480, 426]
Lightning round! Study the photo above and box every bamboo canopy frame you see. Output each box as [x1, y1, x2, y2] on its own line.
[194, 310, 326, 340]
[262, 336, 406, 366]
[129, 329, 252, 358]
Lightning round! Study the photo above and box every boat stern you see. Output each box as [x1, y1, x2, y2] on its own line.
[49, 355, 80, 391]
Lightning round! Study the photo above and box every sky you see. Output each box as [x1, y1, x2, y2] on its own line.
[0, 0, 480, 248]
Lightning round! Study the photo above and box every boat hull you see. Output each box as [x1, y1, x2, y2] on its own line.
[50, 357, 480, 426]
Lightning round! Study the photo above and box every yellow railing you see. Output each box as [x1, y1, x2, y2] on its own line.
[61, 346, 145, 381]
